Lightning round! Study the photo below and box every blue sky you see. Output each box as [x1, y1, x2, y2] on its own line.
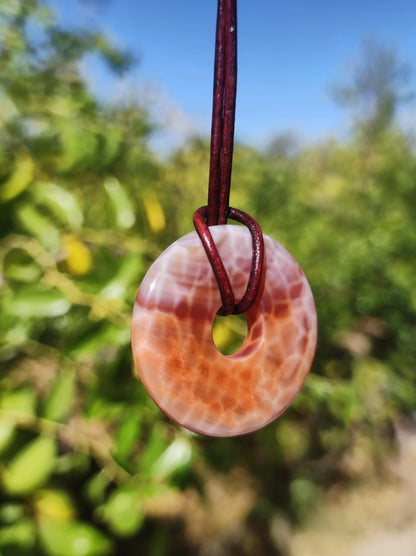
[52, 0, 416, 150]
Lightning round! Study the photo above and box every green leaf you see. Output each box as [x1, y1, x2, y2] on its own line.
[34, 183, 83, 228]
[151, 436, 192, 480]
[104, 177, 135, 230]
[97, 485, 144, 537]
[0, 502, 25, 524]
[114, 416, 141, 466]
[100, 128, 122, 165]
[42, 370, 76, 422]
[0, 421, 16, 456]
[15, 204, 60, 252]
[39, 517, 113, 556]
[2, 436, 57, 495]
[4, 284, 71, 318]
[1, 322, 32, 355]
[0, 388, 37, 416]
[138, 429, 168, 476]
[100, 253, 142, 300]
[0, 155, 34, 201]
[55, 123, 98, 172]
[83, 472, 110, 506]
[0, 389, 37, 454]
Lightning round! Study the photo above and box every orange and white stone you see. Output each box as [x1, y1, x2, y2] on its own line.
[131, 225, 317, 437]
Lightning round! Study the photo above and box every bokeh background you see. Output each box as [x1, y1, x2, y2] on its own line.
[1, 1, 416, 555]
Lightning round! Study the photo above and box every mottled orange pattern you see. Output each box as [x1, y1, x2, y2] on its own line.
[131, 226, 317, 437]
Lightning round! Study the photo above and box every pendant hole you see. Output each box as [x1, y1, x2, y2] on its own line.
[212, 313, 248, 355]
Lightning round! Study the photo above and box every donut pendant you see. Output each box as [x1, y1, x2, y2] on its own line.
[131, 225, 317, 437]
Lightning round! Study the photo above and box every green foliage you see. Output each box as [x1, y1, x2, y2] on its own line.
[1, 1, 416, 554]
[0, 1, 180, 553]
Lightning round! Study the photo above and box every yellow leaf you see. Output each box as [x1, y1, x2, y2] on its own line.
[142, 191, 165, 234]
[212, 319, 233, 352]
[33, 490, 75, 523]
[61, 235, 92, 276]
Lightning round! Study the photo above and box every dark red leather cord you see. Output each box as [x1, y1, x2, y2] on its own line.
[194, 0, 264, 316]
[206, 0, 237, 226]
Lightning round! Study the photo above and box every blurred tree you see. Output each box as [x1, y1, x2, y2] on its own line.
[332, 39, 415, 139]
